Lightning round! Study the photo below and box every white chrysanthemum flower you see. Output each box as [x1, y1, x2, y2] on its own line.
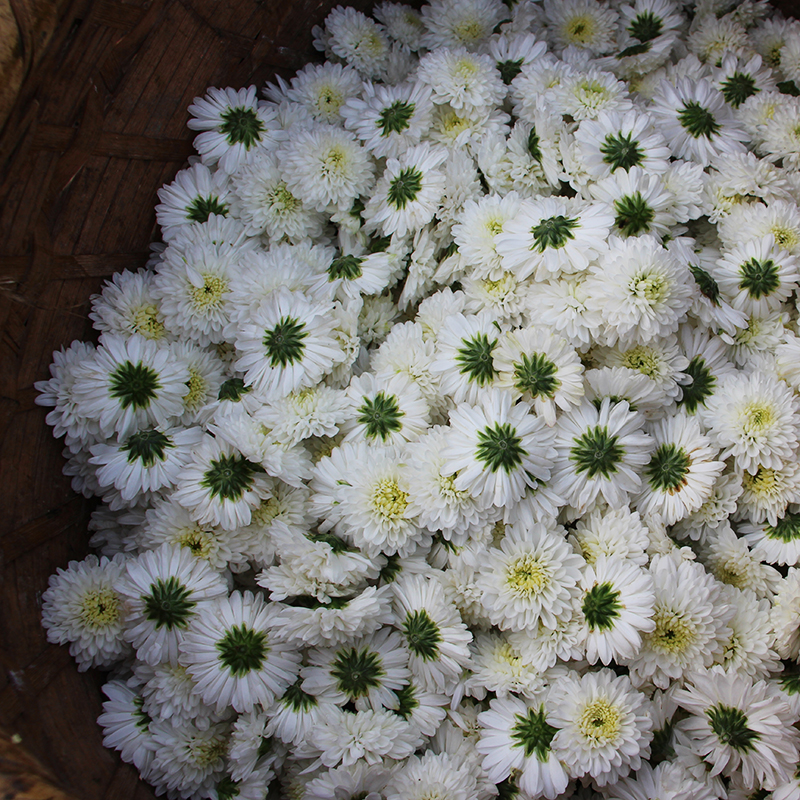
[134, 661, 217, 728]
[700, 370, 799, 475]
[233, 288, 342, 400]
[573, 109, 671, 182]
[556, 67, 634, 121]
[729, 309, 788, 369]
[579, 556, 655, 666]
[97, 680, 157, 776]
[155, 163, 232, 243]
[285, 61, 362, 123]
[675, 461, 742, 539]
[40, 553, 130, 671]
[675, 667, 800, 791]
[89, 269, 167, 342]
[392, 573, 472, 694]
[374, 1, 426, 49]
[89, 425, 204, 505]
[634, 412, 724, 526]
[547, 669, 652, 787]
[761, 97, 800, 171]
[742, 508, 800, 566]
[34, 340, 101, 452]
[688, 12, 748, 64]
[712, 234, 800, 318]
[584, 366, 669, 420]
[419, 0, 505, 50]
[148, 718, 230, 799]
[569, 505, 650, 566]
[282, 128, 373, 216]
[323, 6, 391, 79]
[341, 371, 429, 446]
[718, 199, 800, 257]
[477, 694, 569, 800]
[534, 274, 602, 352]
[772, 567, 800, 660]
[342, 80, 433, 159]
[495, 196, 613, 281]
[543, 0, 619, 55]
[229, 150, 325, 242]
[71, 334, 189, 440]
[117, 544, 228, 665]
[443, 389, 557, 508]
[700, 521, 782, 600]
[649, 77, 748, 166]
[551, 398, 653, 514]
[385, 749, 478, 800]
[625, 555, 732, 689]
[735, 460, 800, 527]
[489, 31, 548, 87]
[605, 760, 720, 800]
[475, 522, 583, 632]
[178, 590, 300, 714]
[465, 630, 549, 700]
[364, 142, 447, 237]
[303, 761, 394, 800]
[416, 46, 505, 113]
[461, 268, 530, 327]
[187, 86, 282, 174]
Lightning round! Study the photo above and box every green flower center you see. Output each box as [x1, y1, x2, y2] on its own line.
[108, 360, 160, 410]
[689, 264, 721, 306]
[330, 646, 385, 699]
[133, 695, 151, 731]
[216, 776, 240, 800]
[618, 41, 652, 58]
[621, 344, 662, 378]
[402, 609, 442, 661]
[394, 682, 419, 719]
[216, 623, 268, 677]
[706, 704, 760, 753]
[678, 355, 715, 414]
[263, 315, 309, 367]
[307, 530, 352, 554]
[498, 58, 524, 85]
[476, 422, 526, 474]
[143, 575, 195, 630]
[628, 10, 663, 42]
[329, 254, 364, 281]
[578, 698, 621, 744]
[79, 588, 121, 628]
[720, 72, 759, 108]
[506, 553, 550, 597]
[201, 453, 263, 501]
[678, 101, 720, 139]
[186, 194, 229, 224]
[765, 510, 800, 542]
[738, 257, 780, 299]
[218, 377, 250, 402]
[378, 100, 415, 136]
[566, 14, 595, 44]
[511, 707, 556, 760]
[283, 677, 318, 712]
[647, 443, 691, 493]
[582, 582, 622, 631]
[600, 131, 644, 172]
[455, 332, 498, 387]
[219, 106, 265, 148]
[531, 215, 579, 252]
[388, 166, 423, 209]
[527, 127, 542, 162]
[570, 425, 624, 479]
[357, 390, 404, 442]
[121, 429, 173, 467]
[513, 352, 559, 399]
[614, 192, 655, 236]
[779, 670, 800, 695]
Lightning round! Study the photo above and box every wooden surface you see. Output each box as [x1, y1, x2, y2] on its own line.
[1, 0, 800, 798]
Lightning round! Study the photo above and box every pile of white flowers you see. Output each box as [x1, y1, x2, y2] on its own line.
[34, 0, 800, 797]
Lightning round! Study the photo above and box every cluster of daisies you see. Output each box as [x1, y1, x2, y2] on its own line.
[34, 0, 800, 797]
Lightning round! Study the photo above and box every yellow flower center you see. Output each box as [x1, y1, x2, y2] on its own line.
[578, 698, 621, 745]
[371, 478, 409, 520]
[453, 18, 485, 45]
[650, 605, 696, 655]
[177, 528, 215, 559]
[565, 14, 596, 44]
[506, 554, 551, 598]
[131, 304, 165, 339]
[184, 367, 207, 410]
[189, 274, 228, 311]
[79, 588, 121, 628]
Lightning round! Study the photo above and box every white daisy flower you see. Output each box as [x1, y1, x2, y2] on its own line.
[342, 79, 433, 159]
[475, 521, 583, 632]
[742, 508, 800, 566]
[718, 199, 800, 257]
[493, 327, 584, 426]
[258, 384, 350, 448]
[416, 47, 506, 113]
[543, 0, 619, 55]
[72, 334, 189, 440]
[649, 77, 748, 166]
[284, 124, 375, 209]
[40, 553, 130, 671]
[420, 0, 506, 50]
[489, 31, 549, 87]
[178, 590, 301, 714]
[584, 366, 669, 419]
[700, 370, 800, 475]
[117, 543, 228, 665]
[551, 398, 653, 514]
[605, 761, 719, 800]
[97, 680, 157, 776]
[570, 505, 650, 566]
[155, 162, 231, 243]
[285, 61, 362, 123]
[363, 142, 447, 237]
[735, 460, 800, 527]
[323, 6, 391, 79]
[303, 761, 394, 800]
[547, 668, 653, 787]
[634, 412, 725, 526]
[443, 388, 557, 509]
[535, 274, 602, 352]
[555, 67, 634, 121]
[495, 196, 614, 281]
[465, 630, 549, 700]
[675, 667, 800, 791]
[386, 749, 478, 800]
[89, 269, 167, 343]
[761, 96, 800, 170]
[134, 661, 217, 728]
[187, 86, 283, 174]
